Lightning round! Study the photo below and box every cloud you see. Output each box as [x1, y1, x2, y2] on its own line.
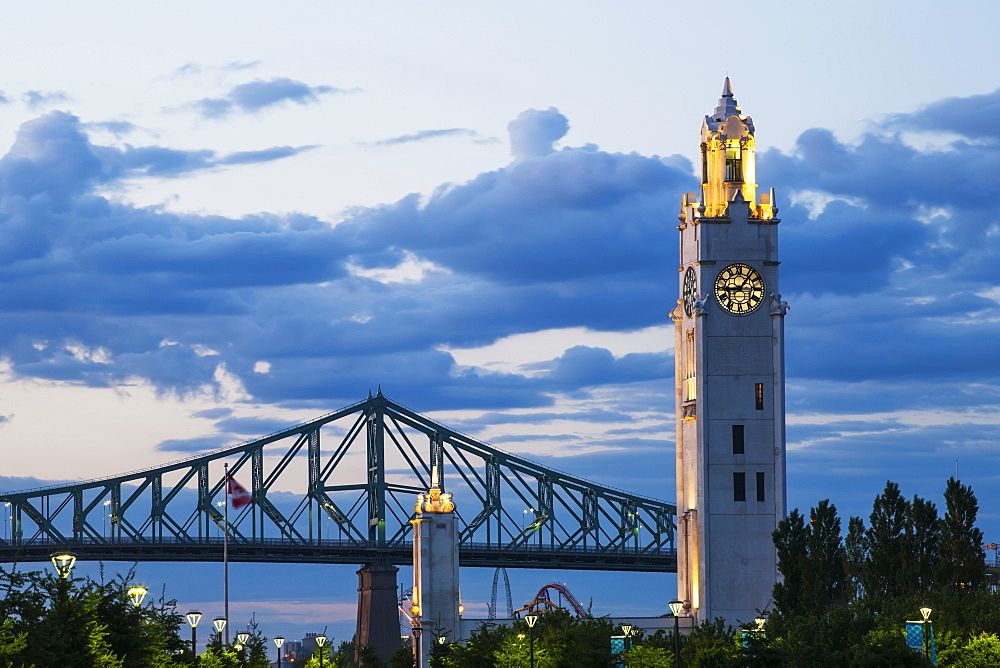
[887, 87, 1000, 141]
[219, 145, 319, 165]
[23, 90, 70, 110]
[371, 128, 493, 147]
[156, 434, 232, 453]
[194, 77, 346, 118]
[86, 120, 137, 136]
[507, 107, 570, 158]
[1, 91, 1000, 450]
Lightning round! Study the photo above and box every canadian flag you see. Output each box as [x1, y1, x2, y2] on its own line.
[227, 474, 252, 509]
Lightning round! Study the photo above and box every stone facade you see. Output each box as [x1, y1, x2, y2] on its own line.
[673, 79, 787, 627]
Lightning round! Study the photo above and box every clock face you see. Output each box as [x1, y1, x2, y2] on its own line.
[682, 267, 697, 317]
[714, 263, 765, 315]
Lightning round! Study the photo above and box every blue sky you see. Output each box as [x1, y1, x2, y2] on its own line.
[2, 0, 1000, 649]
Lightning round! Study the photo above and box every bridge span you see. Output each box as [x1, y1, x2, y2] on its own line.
[0, 391, 676, 656]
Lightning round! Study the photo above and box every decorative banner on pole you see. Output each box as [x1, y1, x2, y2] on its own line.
[905, 622, 937, 665]
[227, 474, 252, 509]
[609, 636, 625, 668]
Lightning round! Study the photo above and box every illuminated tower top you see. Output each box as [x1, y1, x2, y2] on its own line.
[684, 77, 777, 221]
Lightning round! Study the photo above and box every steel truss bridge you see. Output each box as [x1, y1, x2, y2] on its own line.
[0, 392, 676, 572]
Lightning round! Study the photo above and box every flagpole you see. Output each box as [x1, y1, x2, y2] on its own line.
[224, 462, 230, 645]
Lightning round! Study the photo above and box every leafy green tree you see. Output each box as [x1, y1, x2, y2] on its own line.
[680, 618, 737, 668]
[940, 632, 1000, 667]
[0, 617, 28, 662]
[492, 632, 553, 667]
[623, 644, 671, 667]
[389, 638, 414, 668]
[436, 622, 507, 668]
[938, 477, 986, 591]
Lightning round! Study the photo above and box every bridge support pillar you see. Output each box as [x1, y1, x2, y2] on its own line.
[355, 562, 401, 664]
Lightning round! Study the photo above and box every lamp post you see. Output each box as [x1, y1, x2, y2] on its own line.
[525, 613, 538, 668]
[920, 606, 932, 663]
[621, 624, 633, 654]
[315, 633, 327, 668]
[50, 552, 77, 579]
[236, 631, 250, 665]
[669, 600, 684, 668]
[213, 617, 227, 637]
[411, 624, 423, 667]
[274, 636, 285, 668]
[186, 611, 202, 660]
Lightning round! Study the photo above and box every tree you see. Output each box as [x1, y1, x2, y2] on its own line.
[773, 501, 846, 618]
[623, 644, 671, 667]
[901, 494, 938, 596]
[938, 477, 986, 590]
[941, 632, 1000, 667]
[844, 515, 867, 600]
[772, 508, 808, 616]
[803, 499, 847, 614]
[864, 481, 910, 601]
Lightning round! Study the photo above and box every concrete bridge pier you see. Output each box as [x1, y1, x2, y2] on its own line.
[355, 562, 401, 664]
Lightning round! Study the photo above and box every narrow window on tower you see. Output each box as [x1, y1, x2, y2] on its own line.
[733, 472, 746, 502]
[755, 383, 764, 410]
[725, 140, 743, 182]
[684, 329, 696, 402]
[700, 143, 709, 184]
[732, 425, 745, 455]
[756, 472, 765, 502]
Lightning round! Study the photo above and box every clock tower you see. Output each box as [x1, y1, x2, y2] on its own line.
[672, 79, 787, 626]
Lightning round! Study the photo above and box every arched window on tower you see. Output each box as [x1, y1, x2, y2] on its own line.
[725, 140, 742, 182]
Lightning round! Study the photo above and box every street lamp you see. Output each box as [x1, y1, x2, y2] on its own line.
[525, 613, 538, 668]
[669, 600, 684, 668]
[315, 634, 328, 668]
[127, 585, 148, 608]
[213, 617, 227, 635]
[621, 624, 633, 653]
[50, 552, 77, 579]
[236, 632, 250, 664]
[920, 606, 933, 662]
[186, 611, 202, 659]
[274, 636, 285, 668]
[411, 624, 423, 667]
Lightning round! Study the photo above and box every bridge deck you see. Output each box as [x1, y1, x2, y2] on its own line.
[0, 537, 676, 572]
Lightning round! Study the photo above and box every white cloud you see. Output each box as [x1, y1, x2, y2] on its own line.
[346, 250, 450, 285]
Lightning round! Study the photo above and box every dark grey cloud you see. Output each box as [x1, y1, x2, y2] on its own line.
[194, 77, 347, 118]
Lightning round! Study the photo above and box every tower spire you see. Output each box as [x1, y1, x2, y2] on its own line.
[712, 77, 742, 123]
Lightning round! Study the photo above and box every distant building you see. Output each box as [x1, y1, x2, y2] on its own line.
[279, 639, 302, 665]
